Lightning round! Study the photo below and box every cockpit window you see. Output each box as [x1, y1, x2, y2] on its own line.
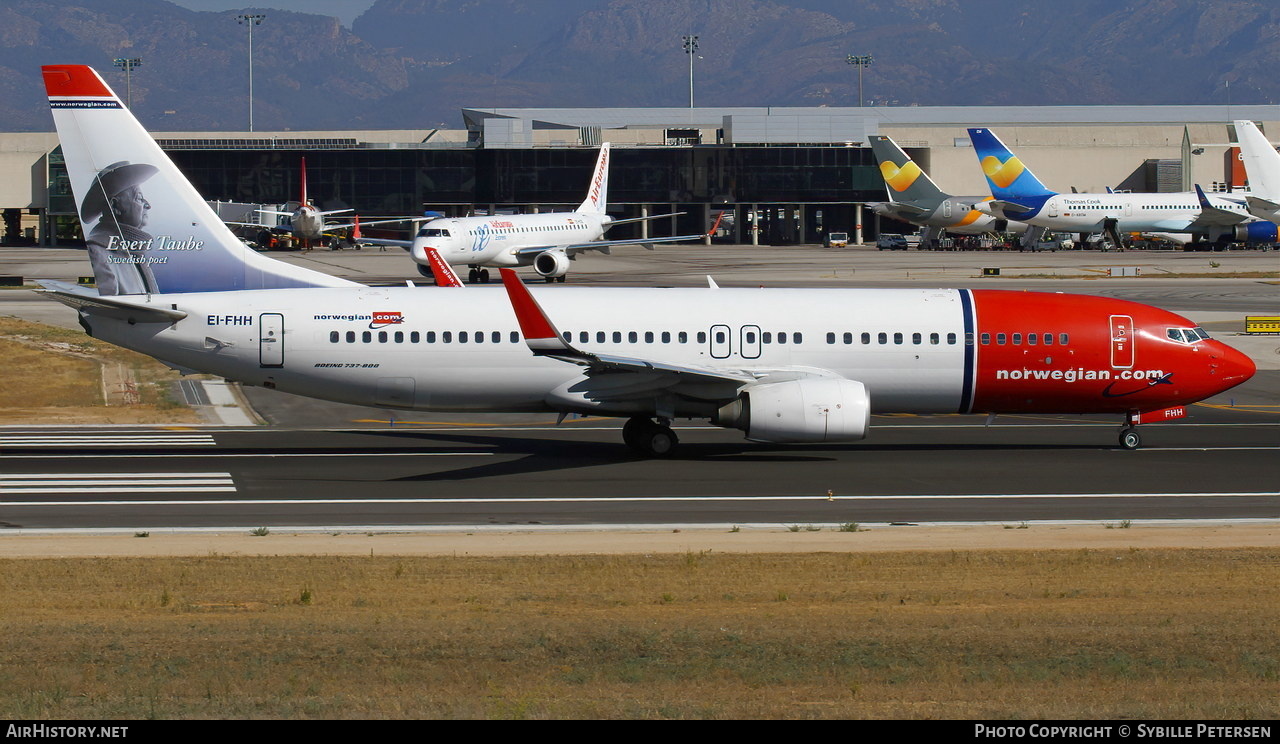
[416, 228, 451, 238]
[1167, 327, 1208, 343]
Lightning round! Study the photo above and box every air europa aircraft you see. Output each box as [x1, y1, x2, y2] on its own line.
[38, 65, 1254, 455]
[365, 142, 705, 284]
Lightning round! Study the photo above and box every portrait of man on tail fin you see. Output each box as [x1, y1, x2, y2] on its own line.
[80, 160, 159, 295]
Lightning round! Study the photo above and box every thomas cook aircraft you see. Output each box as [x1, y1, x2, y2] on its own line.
[38, 65, 1254, 455]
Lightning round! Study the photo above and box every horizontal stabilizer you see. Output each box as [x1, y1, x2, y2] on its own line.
[1247, 195, 1280, 212]
[36, 280, 187, 323]
[605, 212, 686, 227]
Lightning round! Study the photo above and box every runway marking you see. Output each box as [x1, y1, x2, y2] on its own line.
[0, 434, 217, 447]
[1, 472, 236, 495]
[0, 452, 492, 460]
[1, 492, 1274, 507]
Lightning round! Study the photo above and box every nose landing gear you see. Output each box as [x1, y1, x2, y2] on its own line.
[1118, 411, 1141, 450]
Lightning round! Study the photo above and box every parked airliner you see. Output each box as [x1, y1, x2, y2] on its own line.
[967, 127, 1277, 249]
[365, 143, 704, 284]
[864, 134, 1035, 247]
[1233, 120, 1280, 225]
[37, 65, 1254, 455]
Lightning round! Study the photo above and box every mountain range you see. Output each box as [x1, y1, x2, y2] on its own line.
[3, 0, 1277, 132]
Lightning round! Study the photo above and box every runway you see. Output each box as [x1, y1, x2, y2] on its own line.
[2, 405, 1275, 531]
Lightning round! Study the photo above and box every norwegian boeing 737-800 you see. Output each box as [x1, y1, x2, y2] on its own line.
[37, 65, 1254, 455]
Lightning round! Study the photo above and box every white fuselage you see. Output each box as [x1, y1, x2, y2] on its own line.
[99, 286, 970, 415]
[984, 192, 1254, 233]
[411, 212, 609, 268]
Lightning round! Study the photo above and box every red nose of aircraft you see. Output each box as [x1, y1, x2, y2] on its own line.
[1209, 340, 1256, 393]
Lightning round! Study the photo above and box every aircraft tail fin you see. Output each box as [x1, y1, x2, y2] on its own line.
[42, 64, 356, 297]
[1234, 120, 1280, 197]
[868, 135, 947, 202]
[967, 128, 1056, 200]
[575, 142, 610, 214]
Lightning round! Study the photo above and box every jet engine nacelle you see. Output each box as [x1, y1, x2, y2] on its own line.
[1233, 221, 1279, 243]
[715, 378, 871, 443]
[533, 250, 571, 278]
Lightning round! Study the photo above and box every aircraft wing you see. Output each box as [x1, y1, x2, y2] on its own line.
[1189, 185, 1251, 226]
[604, 211, 686, 227]
[512, 233, 705, 260]
[224, 221, 286, 232]
[323, 217, 432, 232]
[355, 237, 412, 249]
[1247, 195, 1280, 212]
[35, 280, 188, 323]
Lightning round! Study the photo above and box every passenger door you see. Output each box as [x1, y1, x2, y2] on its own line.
[259, 313, 284, 368]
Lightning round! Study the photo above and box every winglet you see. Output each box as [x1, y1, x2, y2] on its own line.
[1193, 183, 1212, 209]
[500, 268, 580, 356]
[424, 248, 464, 288]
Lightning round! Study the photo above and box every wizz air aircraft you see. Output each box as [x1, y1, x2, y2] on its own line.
[38, 65, 1254, 455]
[967, 127, 1277, 249]
[366, 142, 704, 284]
[1233, 120, 1280, 225]
[864, 135, 1034, 246]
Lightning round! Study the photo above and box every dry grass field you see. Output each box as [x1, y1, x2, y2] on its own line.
[0, 316, 197, 424]
[1, 548, 1277, 719]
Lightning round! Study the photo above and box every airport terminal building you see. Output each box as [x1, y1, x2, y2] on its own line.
[2, 104, 1276, 246]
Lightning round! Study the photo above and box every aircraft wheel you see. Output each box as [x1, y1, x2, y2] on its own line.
[417, 264, 435, 279]
[624, 418, 678, 457]
[544, 276, 556, 284]
[468, 268, 479, 283]
[479, 269, 490, 283]
[557, 275, 567, 283]
[1119, 428, 1141, 450]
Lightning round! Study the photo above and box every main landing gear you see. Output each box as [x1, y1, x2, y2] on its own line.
[623, 416, 678, 457]
[543, 275, 567, 283]
[467, 267, 491, 283]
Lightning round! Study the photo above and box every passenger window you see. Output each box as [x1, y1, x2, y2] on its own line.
[628, 331, 637, 343]
[395, 331, 404, 343]
[492, 332, 500, 343]
[826, 332, 836, 344]
[679, 331, 688, 343]
[362, 331, 372, 343]
[1012, 333, 1021, 345]
[794, 333, 802, 344]
[330, 331, 339, 343]
[378, 331, 388, 343]
[459, 332, 468, 343]
[442, 331, 452, 343]
[1027, 333, 1037, 345]
[930, 333, 940, 345]
[893, 332, 903, 345]
[597, 331, 606, 343]
[981, 333, 990, 345]
[778, 333, 787, 345]
[697, 331, 707, 344]
[510, 331, 519, 343]
[580, 331, 589, 343]
[878, 332, 887, 344]
[346, 331, 356, 343]
[762, 332, 771, 343]
[843, 332, 853, 344]
[996, 333, 1006, 345]
[411, 332, 420, 343]
[612, 332, 622, 343]
[661, 331, 671, 343]
[645, 331, 654, 343]
[861, 332, 870, 344]
[1043, 333, 1053, 346]
[427, 331, 436, 343]
[912, 332, 922, 344]
[475, 331, 485, 344]
[1059, 333, 1069, 345]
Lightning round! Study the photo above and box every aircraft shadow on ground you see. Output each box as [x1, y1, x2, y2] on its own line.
[337, 430, 1103, 483]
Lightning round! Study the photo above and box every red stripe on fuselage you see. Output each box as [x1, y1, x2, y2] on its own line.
[968, 290, 1250, 414]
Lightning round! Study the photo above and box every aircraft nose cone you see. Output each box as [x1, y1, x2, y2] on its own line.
[1211, 341, 1256, 391]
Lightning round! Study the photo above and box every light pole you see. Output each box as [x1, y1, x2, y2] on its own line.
[683, 34, 699, 108]
[237, 13, 266, 131]
[112, 57, 141, 109]
[846, 54, 873, 107]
